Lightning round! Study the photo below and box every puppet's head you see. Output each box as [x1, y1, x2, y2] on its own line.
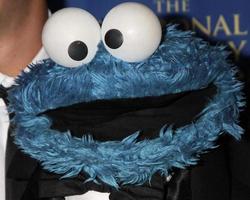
[9, 2, 244, 188]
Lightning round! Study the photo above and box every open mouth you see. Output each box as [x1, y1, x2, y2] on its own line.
[44, 84, 216, 141]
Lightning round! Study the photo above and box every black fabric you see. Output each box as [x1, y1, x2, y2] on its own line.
[5, 124, 39, 200]
[229, 138, 250, 200]
[166, 122, 250, 200]
[0, 85, 8, 104]
[166, 169, 192, 200]
[190, 137, 231, 200]
[109, 174, 167, 200]
[46, 85, 216, 141]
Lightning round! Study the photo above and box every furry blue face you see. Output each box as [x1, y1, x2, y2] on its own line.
[11, 26, 230, 116]
[9, 25, 244, 188]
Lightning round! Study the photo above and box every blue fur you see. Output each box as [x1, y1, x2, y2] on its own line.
[9, 25, 244, 188]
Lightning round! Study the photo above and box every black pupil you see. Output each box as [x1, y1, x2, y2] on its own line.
[105, 29, 123, 49]
[68, 41, 88, 61]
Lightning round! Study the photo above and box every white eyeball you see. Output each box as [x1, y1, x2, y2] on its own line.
[101, 2, 162, 63]
[42, 8, 101, 67]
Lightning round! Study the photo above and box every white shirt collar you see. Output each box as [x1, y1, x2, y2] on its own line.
[0, 73, 14, 88]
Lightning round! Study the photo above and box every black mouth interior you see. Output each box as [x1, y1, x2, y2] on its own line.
[44, 85, 216, 141]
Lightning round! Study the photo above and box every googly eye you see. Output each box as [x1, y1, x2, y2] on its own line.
[42, 8, 101, 67]
[101, 2, 162, 63]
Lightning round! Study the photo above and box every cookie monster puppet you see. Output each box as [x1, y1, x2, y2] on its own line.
[6, 2, 244, 200]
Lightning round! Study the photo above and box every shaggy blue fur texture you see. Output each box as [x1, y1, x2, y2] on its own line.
[9, 25, 244, 188]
